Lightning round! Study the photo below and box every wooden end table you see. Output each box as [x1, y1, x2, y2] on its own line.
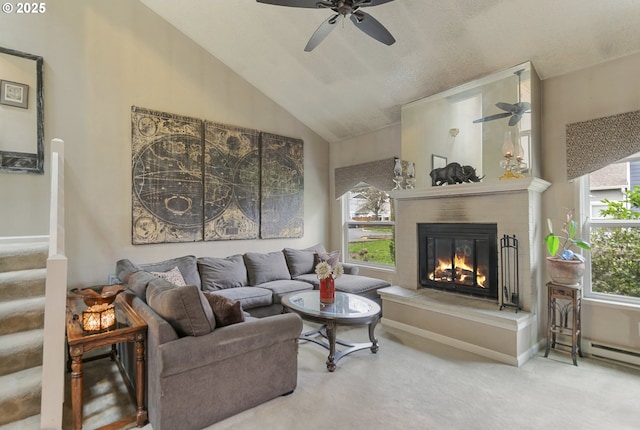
[66, 293, 148, 429]
[282, 291, 381, 372]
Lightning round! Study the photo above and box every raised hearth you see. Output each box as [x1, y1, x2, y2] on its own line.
[383, 177, 550, 366]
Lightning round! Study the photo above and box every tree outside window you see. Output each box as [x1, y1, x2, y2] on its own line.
[587, 155, 640, 300]
[345, 184, 395, 267]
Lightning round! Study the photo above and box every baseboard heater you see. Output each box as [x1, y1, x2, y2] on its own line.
[584, 340, 640, 367]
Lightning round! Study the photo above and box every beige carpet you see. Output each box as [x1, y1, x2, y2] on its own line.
[64, 322, 640, 430]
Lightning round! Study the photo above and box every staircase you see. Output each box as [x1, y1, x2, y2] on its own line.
[0, 241, 48, 429]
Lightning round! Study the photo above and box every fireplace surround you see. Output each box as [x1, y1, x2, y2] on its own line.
[380, 177, 550, 366]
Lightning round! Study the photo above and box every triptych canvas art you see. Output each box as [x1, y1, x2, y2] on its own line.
[131, 106, 304, 245]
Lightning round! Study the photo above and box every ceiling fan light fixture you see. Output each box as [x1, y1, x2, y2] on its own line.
[256, 0, 396, 50]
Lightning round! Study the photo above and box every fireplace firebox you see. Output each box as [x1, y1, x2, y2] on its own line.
[418, 223, 498, 300]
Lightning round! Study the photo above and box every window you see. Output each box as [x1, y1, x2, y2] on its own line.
[343, 183, 395, 268]
[584, 153, 640, 302]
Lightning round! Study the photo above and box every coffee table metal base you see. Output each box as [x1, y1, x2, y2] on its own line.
[300, 319, 379, 372]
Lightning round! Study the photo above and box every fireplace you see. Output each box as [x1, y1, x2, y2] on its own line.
[418, 223, 498, 300]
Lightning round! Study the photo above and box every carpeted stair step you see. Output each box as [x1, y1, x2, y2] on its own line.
[0, 269, 46, 302]
[0, 297, 45, 336]
[0, 366, 42, 426]
[0, 414, 40, 430]
[0, 242, 48, 274]
[0, 329, 44, 377]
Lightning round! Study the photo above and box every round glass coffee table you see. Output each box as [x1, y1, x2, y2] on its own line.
[281, 291, 381, 372]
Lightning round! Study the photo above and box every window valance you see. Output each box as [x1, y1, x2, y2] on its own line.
[566, 110, 640, 180]
[334, 157, 400, 198]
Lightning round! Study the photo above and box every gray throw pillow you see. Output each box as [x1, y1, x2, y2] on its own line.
[244, 251, 291, 285]
[197, 255, 247, 291]
[283, 244, 327, 277]
[118, 255, 201, 289]
[146, 279, 215, 337]
[126, 271, 158, 300]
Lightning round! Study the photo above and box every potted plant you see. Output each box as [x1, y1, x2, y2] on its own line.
[543, 209, 591, 286]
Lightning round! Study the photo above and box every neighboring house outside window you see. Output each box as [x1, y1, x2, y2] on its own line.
[343, 183, 395, 269]
[585, 154, 640, 303]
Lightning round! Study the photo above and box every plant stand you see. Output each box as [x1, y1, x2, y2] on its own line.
[544, 282, 583, 365]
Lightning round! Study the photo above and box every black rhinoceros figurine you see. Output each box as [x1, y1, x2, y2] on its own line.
[429, 162, 484, 186]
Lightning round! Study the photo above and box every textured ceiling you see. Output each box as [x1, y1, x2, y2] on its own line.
[141, 0, 640, 143]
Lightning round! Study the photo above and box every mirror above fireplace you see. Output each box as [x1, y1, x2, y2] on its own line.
[401, 61, 540, 189]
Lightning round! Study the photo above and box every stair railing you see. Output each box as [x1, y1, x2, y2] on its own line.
[40, 138, 68, 430]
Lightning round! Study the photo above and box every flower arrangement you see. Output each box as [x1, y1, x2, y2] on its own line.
[315, 251, 344, 280]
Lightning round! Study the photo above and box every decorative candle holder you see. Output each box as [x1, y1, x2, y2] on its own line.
[499, 130, 524, 180]
[405, 162, 416, 189]
[82, 303, 116, 332]
[392, 158, 404, 190]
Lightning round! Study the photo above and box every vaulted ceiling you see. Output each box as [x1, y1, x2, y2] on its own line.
[141, 0, 640, 143]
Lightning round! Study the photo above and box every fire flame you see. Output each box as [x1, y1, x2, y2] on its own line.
[430, 254, 487, 288]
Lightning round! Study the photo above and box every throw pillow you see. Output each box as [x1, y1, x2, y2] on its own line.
[316, 250, 340, 267]
[197, 255, 248, 291]
[283, 244, 327, 277]
[117, 255, 201, 289]
[146, 279, 216, 337]
[243, 251, 291, 285]
[126, 270, 158, 300]
[150, 266, 187, 287]
[203, 292, 245, 327]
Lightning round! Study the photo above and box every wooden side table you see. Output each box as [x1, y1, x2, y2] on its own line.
[66, 293, 148, 430]
[544, 282, 583, 365]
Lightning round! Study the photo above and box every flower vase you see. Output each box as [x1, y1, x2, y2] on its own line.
[319, 277, 335, 304]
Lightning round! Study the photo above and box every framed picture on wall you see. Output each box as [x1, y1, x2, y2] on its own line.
[432, 154, 447, 170]
[0, 80, 29, 109]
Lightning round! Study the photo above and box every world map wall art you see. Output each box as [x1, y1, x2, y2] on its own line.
[131, 106, 304, 245]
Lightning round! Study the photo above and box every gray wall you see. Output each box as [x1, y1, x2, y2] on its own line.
[0, 0, 330, 287]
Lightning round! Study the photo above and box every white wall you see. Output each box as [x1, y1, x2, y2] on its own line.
[542, 51, 640, 350]
[0, 0, 330, 287]
[330, 51, 640, 351]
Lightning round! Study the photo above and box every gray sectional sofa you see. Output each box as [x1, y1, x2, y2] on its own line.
[114, 244, 390, 430]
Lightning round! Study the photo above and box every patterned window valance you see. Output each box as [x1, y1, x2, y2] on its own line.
[334, 157, 400, 198]
[566, 110, 640, 180]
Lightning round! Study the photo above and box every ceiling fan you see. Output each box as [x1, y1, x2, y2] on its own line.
[473, 69, 530, 126]
[256, 0, 396, 52]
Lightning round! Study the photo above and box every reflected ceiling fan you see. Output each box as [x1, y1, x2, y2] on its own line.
[473, 69, 530, 126]
[256, 0, 396, 52]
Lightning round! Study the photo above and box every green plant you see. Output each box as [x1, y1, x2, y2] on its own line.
[543, 209, 591, 261]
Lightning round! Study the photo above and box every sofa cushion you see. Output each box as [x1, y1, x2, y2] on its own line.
[150, 266, 187, 287]
[295, 273, 391, 295]
[244, 251, 291, 285]
[207, 286, 273, 310]
[116, 256, 201, 289]
[146, 279, 215, 337]
[127, 270, 158, 300]
[283, 244, 327, 277]
[197, 255, 247, 291]
[257, 279, 315, 304]
[203, 292, 245, 327]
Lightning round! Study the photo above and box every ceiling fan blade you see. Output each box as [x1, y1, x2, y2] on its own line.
[495, 102, 519, 113]
[508, 115, 523, 127]
[354, 0, 396, 7]
[256, 0, 320, 8]
[349, 11, 395, 46]
[472, 112, 512, 124]
[304, 14, 343, 52]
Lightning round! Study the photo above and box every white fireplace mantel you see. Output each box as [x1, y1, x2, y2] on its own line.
[382, 176, 551, 366]
[389, 177, 551, 200]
